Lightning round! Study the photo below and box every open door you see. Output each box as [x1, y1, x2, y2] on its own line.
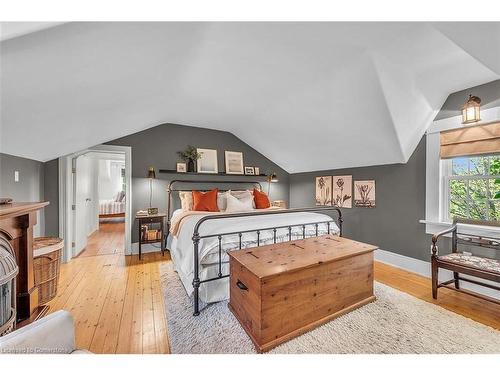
[73, 154, 92, 256]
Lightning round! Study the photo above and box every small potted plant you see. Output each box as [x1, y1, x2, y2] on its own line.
[177, 146, 201, 172]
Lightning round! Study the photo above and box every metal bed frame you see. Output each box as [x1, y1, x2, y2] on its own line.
[166, 179, 343, 316]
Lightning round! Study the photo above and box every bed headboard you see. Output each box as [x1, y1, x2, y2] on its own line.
[166, 179, 264, 225]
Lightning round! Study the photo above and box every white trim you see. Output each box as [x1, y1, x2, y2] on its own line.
[58, 144, 133, 261]
[375, 249, 499, 300]
[423, 105, 500, 236]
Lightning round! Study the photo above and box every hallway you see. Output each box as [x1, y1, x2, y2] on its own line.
[77, 221, 125, 257]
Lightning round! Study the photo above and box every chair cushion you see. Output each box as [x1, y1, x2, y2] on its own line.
[438, 253, 500, 274]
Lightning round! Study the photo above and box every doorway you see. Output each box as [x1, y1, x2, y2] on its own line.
[59, 145, 132, 262]
[74, 151, 126, 257]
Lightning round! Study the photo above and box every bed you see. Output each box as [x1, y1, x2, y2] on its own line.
[99, 198, 125, 218]
[166, 179, 343, 316]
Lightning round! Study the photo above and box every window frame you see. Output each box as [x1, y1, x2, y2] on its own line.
[441, 155, 500, 224]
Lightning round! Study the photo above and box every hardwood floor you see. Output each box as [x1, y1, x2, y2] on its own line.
[48, 247, 499, 354]
[374, 262, 500, 330]
[77, 221, 125, 257]
[48, 251, 170, 354]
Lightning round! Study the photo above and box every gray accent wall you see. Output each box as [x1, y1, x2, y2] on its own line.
[435, 79, 500, 121]
[289, 137, 430, 261]
[0, 153, 46, 236]
[43, 159, 59, 237]
[106, 123, 290, 243]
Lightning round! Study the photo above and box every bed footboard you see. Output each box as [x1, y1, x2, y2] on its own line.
[191, 207, 343, 316]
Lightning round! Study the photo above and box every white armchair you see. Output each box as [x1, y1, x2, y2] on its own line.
[0, 310, 89, 354]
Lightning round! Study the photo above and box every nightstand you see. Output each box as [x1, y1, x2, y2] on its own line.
[271, 200, 287, 209]
[135, 213, 166, 259]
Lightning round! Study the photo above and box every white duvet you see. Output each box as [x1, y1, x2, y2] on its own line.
[168, 209, 339, 304]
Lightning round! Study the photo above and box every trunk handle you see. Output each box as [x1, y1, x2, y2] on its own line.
[236, 280, 248, 291]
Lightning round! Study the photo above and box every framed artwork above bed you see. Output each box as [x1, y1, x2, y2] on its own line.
[197, 148, 218, 174]
[225, 151, 244, 174]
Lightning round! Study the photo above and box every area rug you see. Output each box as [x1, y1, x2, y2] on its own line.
[160, 262, 500, 354]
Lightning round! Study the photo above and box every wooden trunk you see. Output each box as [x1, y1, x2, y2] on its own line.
[228, 235, 377, 353]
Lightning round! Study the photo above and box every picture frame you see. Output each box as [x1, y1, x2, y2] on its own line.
[176, 162, 187, 173]
[332, 175, 352, 208]
[254, 167, 260, 175]
[197, 148, 218, 174]
[354, 180, 376, 208]
[244, 166, 255, 175]
[225, 151, 244, 175]
[315, 176, 332, 206]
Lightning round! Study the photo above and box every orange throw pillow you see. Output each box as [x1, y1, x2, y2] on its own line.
[253, 188, 270, 209]
[192, 189, 219, 212]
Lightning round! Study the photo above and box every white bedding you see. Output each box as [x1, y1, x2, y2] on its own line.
[99, 199, 125, 215]
[168, 209, 339, 303]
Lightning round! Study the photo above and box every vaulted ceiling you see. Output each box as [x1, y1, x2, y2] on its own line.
[1, 22, 499, 173]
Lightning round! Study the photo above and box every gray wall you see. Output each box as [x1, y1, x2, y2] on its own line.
[435, 79, 500, 121]
[290, 137, 430, 261]
[106, 123, 289, 243]
[43, 159, 59, 237]
[0, 153, 46, 235]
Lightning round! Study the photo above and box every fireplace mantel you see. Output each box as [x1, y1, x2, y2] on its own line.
[0, 201, 49, 326]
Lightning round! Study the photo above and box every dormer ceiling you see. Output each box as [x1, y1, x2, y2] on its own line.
[1, 22, 499, 173]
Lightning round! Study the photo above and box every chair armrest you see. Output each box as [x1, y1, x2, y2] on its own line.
[0, 310, 76, 354]
[431, 225, 457, 256]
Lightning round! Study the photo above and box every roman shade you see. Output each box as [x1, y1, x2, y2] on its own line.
[440, 121, 500, 159]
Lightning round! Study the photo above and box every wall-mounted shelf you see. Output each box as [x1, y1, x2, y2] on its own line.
[159, 169, 268, 177]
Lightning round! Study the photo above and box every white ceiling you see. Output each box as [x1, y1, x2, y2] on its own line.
[0, 22, 65, 41]
[1, 22, 499, 173]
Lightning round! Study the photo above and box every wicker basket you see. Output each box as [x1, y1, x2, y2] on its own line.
[33, 237, 63, 305]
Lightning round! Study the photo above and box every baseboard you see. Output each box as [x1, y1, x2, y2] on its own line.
[375, 249, 499, 300]
[130, 242, 164, 255]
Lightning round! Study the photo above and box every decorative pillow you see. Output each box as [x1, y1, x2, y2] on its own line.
[231, 190, 256, 208]
[179, 191, 193, 211]
[225, 191, 254, 213]
[217, 192, 228, 211]
[253, 188, 270, 209]
[193, 189, 219, 212]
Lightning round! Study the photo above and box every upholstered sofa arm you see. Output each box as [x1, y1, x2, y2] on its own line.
[0, 310, 76, 354]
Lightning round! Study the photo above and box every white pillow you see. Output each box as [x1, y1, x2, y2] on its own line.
[230, 190, 256, 209]
[217, 192, 227, 211]
[179, 191, 193, 211]
[225, 192, 254, 213]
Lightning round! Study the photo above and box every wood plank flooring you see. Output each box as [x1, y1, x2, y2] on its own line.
[48, 224, 499, 353]
[77, 221, 125, 257]
[48, 250, 170, 354]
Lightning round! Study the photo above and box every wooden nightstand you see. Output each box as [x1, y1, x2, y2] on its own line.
[135, 213, 166, 259]
[271, 200, 287, 209]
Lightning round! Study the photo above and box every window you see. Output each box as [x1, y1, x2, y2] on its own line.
[443, 154, 500, 223]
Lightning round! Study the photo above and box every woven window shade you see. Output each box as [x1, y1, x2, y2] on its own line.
[440, 121, 500, 159]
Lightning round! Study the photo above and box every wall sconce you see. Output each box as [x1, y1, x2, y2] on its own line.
[267, 172, 278, 197]
[461, 94, 481, 124]
[147, 167, 158, 215]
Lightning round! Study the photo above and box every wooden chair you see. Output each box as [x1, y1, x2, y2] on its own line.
[431, 220, 500, 304]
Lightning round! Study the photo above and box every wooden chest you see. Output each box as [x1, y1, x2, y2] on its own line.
[228, 234, 377, 353]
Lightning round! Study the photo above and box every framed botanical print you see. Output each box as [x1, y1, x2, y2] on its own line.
[315, 176, 332, 206]
[197, 148, 218, 174]
[225, 151, 244, 175]
[354, 180, 376, 208]
[332, 175, 352, 208]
